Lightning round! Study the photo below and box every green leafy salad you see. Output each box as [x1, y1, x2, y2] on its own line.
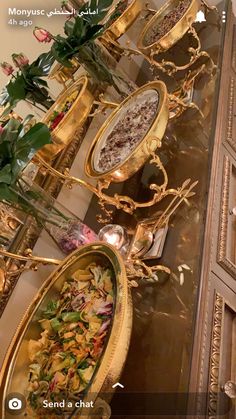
[26, 263, 114, 416]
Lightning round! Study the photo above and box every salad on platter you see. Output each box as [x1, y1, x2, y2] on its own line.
[26, 263, 114, 416]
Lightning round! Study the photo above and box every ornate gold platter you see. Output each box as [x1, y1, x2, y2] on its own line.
[38, 75, 94, 162]
[85, 80, 169, 183]
[104, 0, 143, 40]
[0, 243, 132, 418]
[138, 0, 200, 54]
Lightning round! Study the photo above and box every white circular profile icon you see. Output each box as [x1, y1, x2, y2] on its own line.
[5, 393, 26, 415]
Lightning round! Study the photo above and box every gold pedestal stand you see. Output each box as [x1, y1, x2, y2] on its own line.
[35, 146, 197, 219]
[102, 0, 218, 99]
[0, 173, 197, 292]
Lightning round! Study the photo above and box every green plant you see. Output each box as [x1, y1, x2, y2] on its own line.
[50, 0, 115, 66]
[33, 0, 127, 93]
[0, 116, 51, 207]
[0, 52, 55, 117]
[0, 116, 97, 254]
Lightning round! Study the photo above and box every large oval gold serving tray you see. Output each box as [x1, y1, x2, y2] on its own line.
[138, 0, 200, 54]
[85, 81, 169, 183]
[104, 0, 142, 40]
[0, 243, 132, 419]
[38, 75, 94, 162]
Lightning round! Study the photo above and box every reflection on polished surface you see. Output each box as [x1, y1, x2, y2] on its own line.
[84, 1, 227, 413]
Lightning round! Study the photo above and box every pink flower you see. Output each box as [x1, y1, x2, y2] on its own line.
[82, 224, 98, 243]
[12, 53, 29, 69]
[33, 27, 52, 43]
[0, 62, 14, 76]
[0, 126, 4, 135]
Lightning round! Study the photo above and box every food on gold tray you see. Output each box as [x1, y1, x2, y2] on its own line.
[96, 93, 159, 173]
[144, 0, 191, 46]
[48, 90, 79, 131]
[26, 264, 114, 416]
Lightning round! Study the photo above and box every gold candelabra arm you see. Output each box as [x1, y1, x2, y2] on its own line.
[168, 93, 204, 118]
[90, 95, 120, 117]
[0, 248, 61, 266]
[95, 94, 119, 109]
[201, 0, 218, 12]
[144, 2, 156, 14]
[126, 258, 171, 286]
[101, 33, 145, 61]
[153, 179, 198, 231]
[36, 151, 198, 217]
[174, 63, 214, 100]
[0, 248, 61, 297]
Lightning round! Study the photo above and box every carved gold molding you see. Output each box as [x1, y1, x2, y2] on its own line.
[217, 156, 236, 277]
[207, 292, 224, 419]
[226, 78, 236, 152]
[232, 25, 236, 73]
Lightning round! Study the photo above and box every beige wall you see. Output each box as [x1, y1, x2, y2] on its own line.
[0, 0, 67, 116]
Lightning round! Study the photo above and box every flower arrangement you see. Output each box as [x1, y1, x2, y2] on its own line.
[0, 116, 52, 232]
[0, 116, 97, 254]
[0, 52, 55, 117]
[0, 116, 51, 197]
[33, 0, 128, 93]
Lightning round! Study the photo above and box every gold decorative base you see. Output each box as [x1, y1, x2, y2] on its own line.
[35, 153, 197, 222]
[104, 34, 213, 103]
[0, 170, 197, 286]
[147, 26, 216, 77]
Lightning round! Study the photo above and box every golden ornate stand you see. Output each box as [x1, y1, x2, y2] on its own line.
[0, 156, 197, 293]
[0, 180, 196, 293]
[35, 150, 197, 222]
[102, 0, 218, 97]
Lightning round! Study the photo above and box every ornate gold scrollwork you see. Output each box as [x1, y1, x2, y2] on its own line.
[0, 248, 61, 299]
[35, 153, 197, 226]
[0, 165, 197, 285]
[201, 0, 218, 13]
[125, 178, 197, 283]
[102, 23, 215, 99]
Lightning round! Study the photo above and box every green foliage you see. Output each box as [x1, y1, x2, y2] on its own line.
[50, 0, 116, 67]
[0, 52, 55, 115]
[0, 117, 51, 191]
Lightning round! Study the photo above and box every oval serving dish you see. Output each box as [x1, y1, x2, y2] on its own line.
[104, 0, 143, 40]
[85, 80, 169, 183]
[0, 243, 132, 419]
[38, 75, 94, 162]
[137, 0, 200, 55]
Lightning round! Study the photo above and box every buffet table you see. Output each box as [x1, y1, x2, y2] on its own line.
[0, 0, 235, 418]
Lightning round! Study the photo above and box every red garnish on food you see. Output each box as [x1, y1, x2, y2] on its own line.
[49, 112, 65, 131]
